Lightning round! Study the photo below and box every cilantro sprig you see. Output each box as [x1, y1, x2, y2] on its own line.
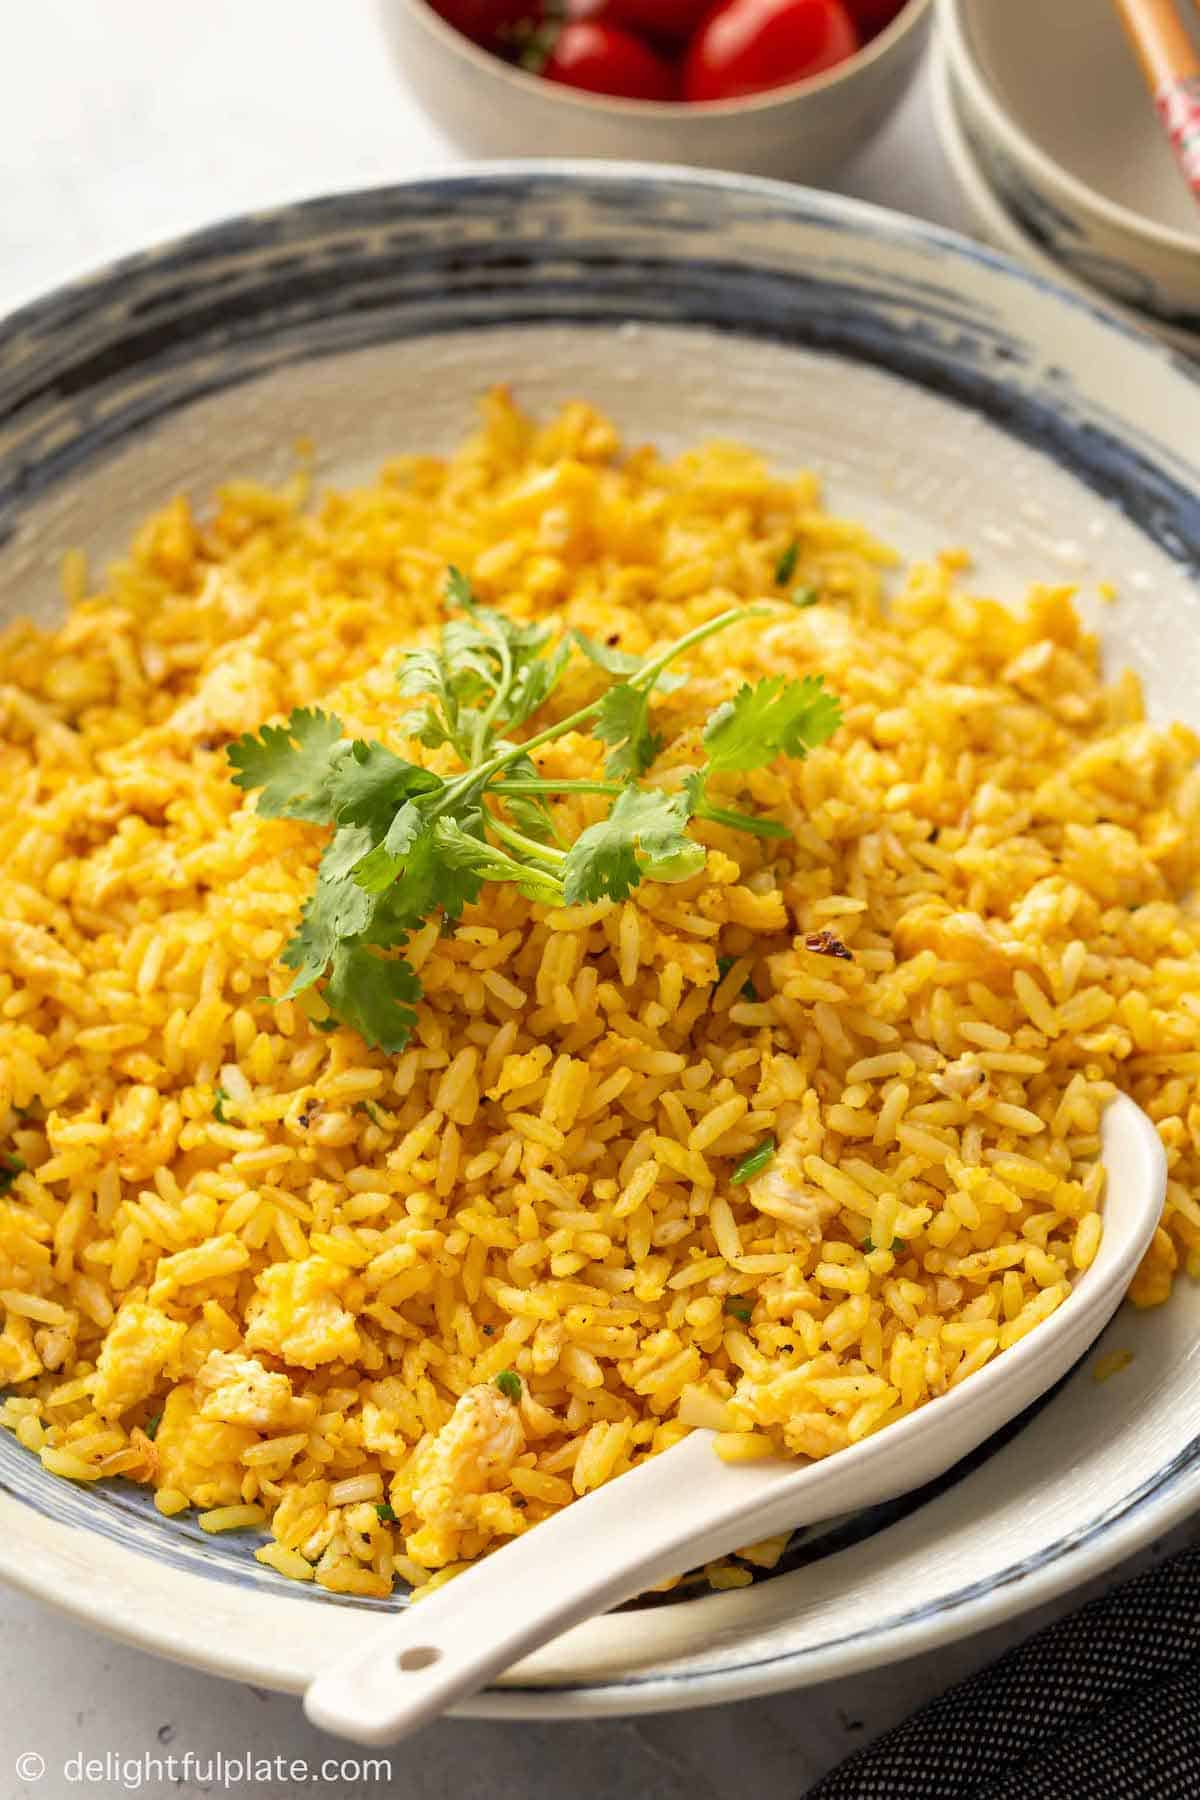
[229, 571, 842, 1052]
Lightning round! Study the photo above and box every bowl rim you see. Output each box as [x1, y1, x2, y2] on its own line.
[393, 0, 933, 118]
[928, 37, 1200, 357]
[939, 0, 1200, 264]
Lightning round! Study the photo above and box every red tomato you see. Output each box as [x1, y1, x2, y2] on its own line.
[569, 0, 712, 43]
[541, 22, 679, 98]
[683, 0, 860, 101]
[843, 0, 907, 36]
[427, 0, 540, 47]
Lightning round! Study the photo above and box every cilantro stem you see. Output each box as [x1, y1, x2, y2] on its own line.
[693, 799, 790, 839]
[466, 603, 775, 791]
[632, 603, 775, 692]
[493, 778, 623, 796]
[470, 614, 515, 763]
[486, 815, 568, 867]
[468, 695, 608, 786]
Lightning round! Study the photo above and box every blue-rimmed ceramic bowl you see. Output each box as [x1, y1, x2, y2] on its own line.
[1, 165, 1200, 1716]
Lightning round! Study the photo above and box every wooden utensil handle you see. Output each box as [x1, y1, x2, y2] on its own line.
[1113, 0, 1200, 201]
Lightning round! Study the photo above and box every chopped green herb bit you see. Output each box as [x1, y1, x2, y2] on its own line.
[229, 576, 843, 1054]
[791, 587, 819, 609]
[715, 955, 757, 1000]
[355, 1100, 390, 1129]
[0, 1154, 26, 1193]
[774, 538, 800, 585]
[495, 1368, 522, 1401]
[311, 1017, 340, 1033]
[725, 1299, 753, 1323]
[863, 1235, 902, 1253]
[375, 1502, 397, 1524]
[731, 1136, 776, 1185]
[144, 1412, 162, 1441]
[212, 1087, 232, 1123]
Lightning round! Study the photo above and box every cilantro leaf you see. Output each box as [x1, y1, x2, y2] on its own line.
[501, 787, 560, 846]
[227, 708, 344, 821]
[594, 685, 664, 780]
[703, 676, 841, 774]
[434, 819, 563, 906]
[495, 1368, 522, 1400]
[325, 740, 442, 835]
[320, 824, 379, 883]
[398, 570, 570, 762]
[280, 839, 377, 992]
[572, 632, 685, 691]
[495, 755, 562, 849]
[682, 769, 790, 841]
[325, 944, 422, 1054]
[562, 786, 701, 905]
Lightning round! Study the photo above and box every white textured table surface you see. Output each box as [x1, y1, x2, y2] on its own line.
[1, 6, 1194, 1797]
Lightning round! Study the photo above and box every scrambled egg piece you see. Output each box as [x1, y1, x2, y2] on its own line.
[406, 1383, 524, 1569]
[164, 646, 279, 742]
[194, 1349, 315, 1432]
[747, 1114, 836, 1240]
[92, 1301, 186, 1420]
[244, 1256, 360, 1369]
[153, 1386, 256, 1508]
[0, 1312, 42, 1384]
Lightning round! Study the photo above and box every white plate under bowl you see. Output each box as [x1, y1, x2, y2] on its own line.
[930, 40, 1200, 362]
[1, 167, 1199, 1718]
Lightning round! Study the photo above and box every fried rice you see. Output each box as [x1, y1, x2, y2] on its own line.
[0, 391, 1196, 1599]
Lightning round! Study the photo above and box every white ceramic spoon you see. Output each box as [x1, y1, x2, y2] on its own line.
[306, 1093, 1165, 1745]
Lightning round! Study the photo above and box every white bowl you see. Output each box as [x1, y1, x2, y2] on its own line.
[930, 39, 1200, 362]
[941, 0, 1200, 330]
[3, 167, 1200, 1718]
[377, 0, 932, 181]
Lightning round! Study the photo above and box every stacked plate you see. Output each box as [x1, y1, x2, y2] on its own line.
[936, 0, 1200, 359]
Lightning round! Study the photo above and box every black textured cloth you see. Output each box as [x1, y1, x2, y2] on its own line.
[811, 1545, 1200, 1800]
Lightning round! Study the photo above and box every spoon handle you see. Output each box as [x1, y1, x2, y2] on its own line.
[304, 1430, 801, 1745]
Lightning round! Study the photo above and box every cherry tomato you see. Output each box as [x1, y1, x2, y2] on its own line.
[427, 0, 540, 48]
[569, 0, 712, 44]
[683, 0, 860, 102]
[541, 22, 679, 98]
[843, 0, 907, 37]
